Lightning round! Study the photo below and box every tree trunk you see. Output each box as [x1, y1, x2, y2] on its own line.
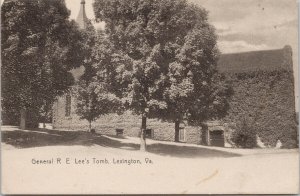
[175, 119, 180, 142]
[20, 108, 26, 130]
[88, 120, 92, 132]
[140, 114, 147, 151]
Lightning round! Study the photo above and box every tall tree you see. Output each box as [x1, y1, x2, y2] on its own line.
[93, 0, 229, 150]
[1, 0, 84, 129]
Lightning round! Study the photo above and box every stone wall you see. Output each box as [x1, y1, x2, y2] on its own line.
[52, 95, 202, 143]
[184, 126, 202, 144]
[52, 68, 297, 148]
[52, 46, 297, 148]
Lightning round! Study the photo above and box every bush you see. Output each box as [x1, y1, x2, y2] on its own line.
[230, 119, 257, 148]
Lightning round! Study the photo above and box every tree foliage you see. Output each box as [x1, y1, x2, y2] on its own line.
[93, 0, 231, 149]
[74, 24, 121, 131]
[163, 27, 232, 125]
[1, 0, 84, 128]
[93, 0, 208, 115]
[74, 78, 121, 131]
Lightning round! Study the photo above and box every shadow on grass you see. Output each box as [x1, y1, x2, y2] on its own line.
[147, 143, 240, 158]
[1, 127, 139, 150]
[1, 127, 240, 158]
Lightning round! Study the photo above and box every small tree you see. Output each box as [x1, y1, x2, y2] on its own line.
[75, 81, 97, 132]
[74, 80, 121, 132]
[75, 29, 122, 132]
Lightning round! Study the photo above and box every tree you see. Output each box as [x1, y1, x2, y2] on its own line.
[1, 0, 85, 129]
[164, 27, 232, 141]
[74, 78, 121, 132]
[73, 20, 97, 132]
[93, 0, 229, 150]
[74, 24, 122, 132]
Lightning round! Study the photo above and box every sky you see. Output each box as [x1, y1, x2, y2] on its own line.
[66, 0, 298, 54]
[66, 0, 299, 110]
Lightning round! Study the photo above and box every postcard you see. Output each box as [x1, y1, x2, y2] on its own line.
[1, 0, 299, 194]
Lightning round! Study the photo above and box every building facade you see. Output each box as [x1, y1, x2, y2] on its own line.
[52, 1, 297, 148]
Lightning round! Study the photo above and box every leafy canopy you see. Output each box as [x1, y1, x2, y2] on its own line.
[74, 23, 122, 124]
[1, 0, 85, 123]
[93, 0, 231, 123]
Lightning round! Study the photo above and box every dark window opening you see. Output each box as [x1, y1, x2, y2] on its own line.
[210, 130, 224, 147]
[145, 129, 153, 138]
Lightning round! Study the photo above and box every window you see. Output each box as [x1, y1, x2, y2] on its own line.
[65, 94, 71, 117]
[145, 129, 153, 138]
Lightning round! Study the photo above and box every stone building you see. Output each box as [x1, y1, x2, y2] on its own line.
[52, 0, 297, 148]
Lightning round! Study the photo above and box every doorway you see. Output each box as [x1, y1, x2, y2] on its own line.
[209, 130, 225, 147]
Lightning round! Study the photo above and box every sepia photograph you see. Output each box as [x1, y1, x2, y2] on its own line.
[1, 0, 299, 194]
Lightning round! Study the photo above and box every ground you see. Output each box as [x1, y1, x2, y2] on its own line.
[1, 125, 299, 194]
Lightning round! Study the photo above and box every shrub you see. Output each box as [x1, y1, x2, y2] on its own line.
[230, 118, 257, 148]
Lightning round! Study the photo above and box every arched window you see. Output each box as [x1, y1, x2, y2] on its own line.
[65, 94, 71, 117]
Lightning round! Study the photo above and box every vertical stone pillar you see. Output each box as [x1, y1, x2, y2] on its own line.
[207, 129, 211, 146]
[20, 108, 26, 130]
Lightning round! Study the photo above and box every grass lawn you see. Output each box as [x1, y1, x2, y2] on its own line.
[1, 125, 299, 194]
